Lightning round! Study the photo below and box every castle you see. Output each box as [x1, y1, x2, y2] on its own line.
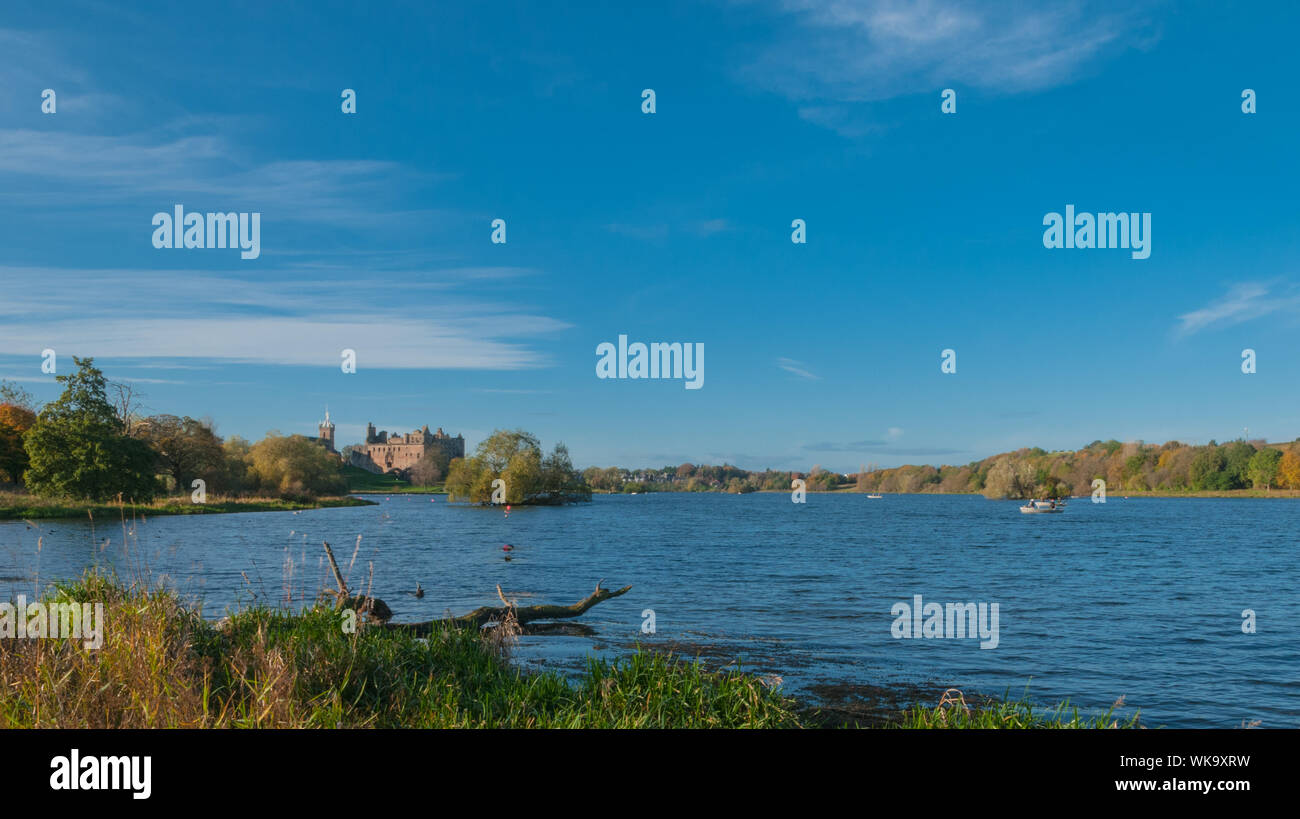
[313, 410, 465, 475]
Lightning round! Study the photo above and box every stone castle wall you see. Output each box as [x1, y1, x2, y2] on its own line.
[347, 423, 466, 475]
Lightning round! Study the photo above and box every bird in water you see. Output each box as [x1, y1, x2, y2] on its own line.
[414, 582, 424, 598]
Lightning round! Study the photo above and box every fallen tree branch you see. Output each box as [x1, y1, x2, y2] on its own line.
[381, 581, 632, 636]
[320, 541, 392, 623]
[318, 543, 628, 632]
[321, 540, 349, 598]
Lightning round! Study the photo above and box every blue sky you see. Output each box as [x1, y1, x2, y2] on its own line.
[1, 0, 1297, 472]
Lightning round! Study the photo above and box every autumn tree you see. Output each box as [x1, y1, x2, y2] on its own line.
[1278, 449, 1300, 490]
[246, 434, 347, 500]
[0, 380, 36, 411]
[0, 403, 37, 484]
[982, 458, 1035, 499]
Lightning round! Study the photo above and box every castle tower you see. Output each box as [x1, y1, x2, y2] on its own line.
[318, 408, 335, 453]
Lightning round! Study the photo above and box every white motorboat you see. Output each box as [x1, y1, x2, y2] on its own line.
[1020, 499, 1064, 514]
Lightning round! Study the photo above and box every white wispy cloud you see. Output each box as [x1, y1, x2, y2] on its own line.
[0, 128, 437, 228]
[742, 1, 1153, 115]
[776, 357, 820, 379]
[689, 218, 733, 237]
[0, 266, 569, 369]
[1175, 281, 1300, 336]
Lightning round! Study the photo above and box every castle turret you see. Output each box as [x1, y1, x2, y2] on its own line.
[318, 409, 336, 453]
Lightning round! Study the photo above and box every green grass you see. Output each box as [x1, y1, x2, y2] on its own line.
[888, 688, 1140, 729]
[342, 465, 443, 494]
[0, 574, 799, 728]
[0, 492, 374, 521]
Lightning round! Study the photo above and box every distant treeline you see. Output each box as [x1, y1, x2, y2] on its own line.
[585, 438, 1300, 499]
[584, 463, 846, 494]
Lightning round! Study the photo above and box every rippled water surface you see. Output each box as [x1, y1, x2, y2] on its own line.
[3, 493, 1297, 727]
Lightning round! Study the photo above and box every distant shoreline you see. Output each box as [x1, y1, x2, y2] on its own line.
[594, 488, 1300, 499]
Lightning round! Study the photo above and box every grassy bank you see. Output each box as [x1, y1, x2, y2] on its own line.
[0, 493, 375, 521]
[342, 465, 443, 494]
[0, 575, 796, 728]
[0, 575, 1129, 729]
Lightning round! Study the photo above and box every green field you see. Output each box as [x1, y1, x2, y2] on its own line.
[342, 464, 444, 494]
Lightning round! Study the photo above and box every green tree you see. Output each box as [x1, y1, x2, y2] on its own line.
[1189, 447, 1227, 490]
[445, 429, 589, 504]
[133, 414, 225, 492]
[444, 456, 493, 502]
[500, 448, 542, 504]
[1247, 448, 1283, 490]
[218, 436, 255, 494]
[478, 429, 541, 474]
[540, 443, 589, 500]
[1221, 441, 1257, 489]
[23, 357, 158, 501]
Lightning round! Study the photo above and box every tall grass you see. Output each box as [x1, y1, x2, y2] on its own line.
[890, 687, 1140, 729]
[0, 573, 800, 728]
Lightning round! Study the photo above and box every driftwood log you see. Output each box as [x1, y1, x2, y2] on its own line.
[320, 540, 392, 623]
[382, 581, 632, 636]
[319, 541, 629, 633]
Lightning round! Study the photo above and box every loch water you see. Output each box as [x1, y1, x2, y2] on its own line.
[3, 492, 1297, 727]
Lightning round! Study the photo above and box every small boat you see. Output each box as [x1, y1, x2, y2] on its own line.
[1020, 499, 1064, 514]
[867, 494, 883, 499]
